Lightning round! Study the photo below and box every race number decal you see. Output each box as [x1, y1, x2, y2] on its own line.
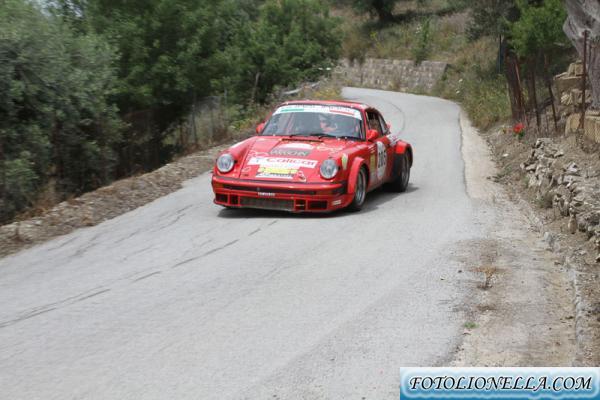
[376, 141, 387, 180]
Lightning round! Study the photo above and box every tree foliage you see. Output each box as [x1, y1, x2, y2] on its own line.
[0, 0, 340, 221]
[467, 0, 519, 41]
[237, 0, 341, 103]
[510, 0, 568, 59]
[0, 0, 121, 221]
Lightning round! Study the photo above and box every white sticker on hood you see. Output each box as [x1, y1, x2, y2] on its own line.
[279, 142, 313, 149]
[247, 157, 318, 169]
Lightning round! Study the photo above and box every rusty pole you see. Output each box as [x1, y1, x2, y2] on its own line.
[515, 58, 528, 128]
[504, 55, 519, 121]
[580, 30, 588, 132]
[529, 62, 541, 132]
[544, 54, 559, 132]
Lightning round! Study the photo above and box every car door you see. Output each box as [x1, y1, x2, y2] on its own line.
[366, 110, 392, 186]
[377, 112, 396, 181]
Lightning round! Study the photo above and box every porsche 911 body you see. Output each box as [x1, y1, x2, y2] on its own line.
[211, 100, 413, 212]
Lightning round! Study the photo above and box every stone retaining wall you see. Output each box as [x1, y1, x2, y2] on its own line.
[334, 58, 448, 92]
[521, 139, 600, 262]
[556, 61, 600, 144]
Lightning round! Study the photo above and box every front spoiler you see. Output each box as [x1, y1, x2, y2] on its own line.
[211, 175, 352, 213]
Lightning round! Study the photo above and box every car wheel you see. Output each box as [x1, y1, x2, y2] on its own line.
[349, 167, 367, 212]
[389, 154, 410, 192]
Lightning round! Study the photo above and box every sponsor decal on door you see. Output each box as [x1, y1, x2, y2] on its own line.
[376, 141, 387, 180]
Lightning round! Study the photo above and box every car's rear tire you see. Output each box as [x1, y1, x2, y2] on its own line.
[389, 154, 410, 192]
[348, 167, 367, 212]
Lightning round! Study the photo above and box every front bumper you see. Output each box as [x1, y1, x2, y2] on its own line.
[211, 175, 352, 212]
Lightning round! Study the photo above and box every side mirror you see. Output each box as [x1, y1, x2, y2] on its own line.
[256, 122, 265, 135]
[386, 123, 391, 132]
[366, 129, 379, 142]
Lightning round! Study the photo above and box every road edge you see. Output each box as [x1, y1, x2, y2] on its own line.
[0, 140, 238, 259]
[453, 109, 578, 366]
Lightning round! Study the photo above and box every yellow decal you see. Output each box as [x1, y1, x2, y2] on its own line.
[258, 167, 297, 175]
[341, 154, 349, 171]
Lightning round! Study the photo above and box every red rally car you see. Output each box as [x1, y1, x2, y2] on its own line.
[211, 100, 413, 212]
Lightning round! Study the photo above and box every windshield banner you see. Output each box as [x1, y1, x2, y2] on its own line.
[274, 104, 363, 120]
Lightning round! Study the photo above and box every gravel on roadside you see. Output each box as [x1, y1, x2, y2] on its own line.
[484, 125, 600, 366]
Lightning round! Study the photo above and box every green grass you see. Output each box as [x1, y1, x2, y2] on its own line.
[464, 321, 478, 329]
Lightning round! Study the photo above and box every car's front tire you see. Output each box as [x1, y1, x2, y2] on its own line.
[388, 154, 410, 192]
[348, 167, 367, 212]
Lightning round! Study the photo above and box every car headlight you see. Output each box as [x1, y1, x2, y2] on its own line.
[320, 159, 339, 179]
[216, 154, 235, 173]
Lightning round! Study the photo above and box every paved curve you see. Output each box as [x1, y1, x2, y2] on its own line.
[0, 88, 490, 399]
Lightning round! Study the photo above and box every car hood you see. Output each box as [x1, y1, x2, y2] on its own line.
[236, 136, 356, 182]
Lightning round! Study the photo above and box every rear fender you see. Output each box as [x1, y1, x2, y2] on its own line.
[394, 141, 413, 167]
[348, 157, 367, 194]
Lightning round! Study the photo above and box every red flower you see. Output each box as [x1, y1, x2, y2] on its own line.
[513, 123, 524, 134]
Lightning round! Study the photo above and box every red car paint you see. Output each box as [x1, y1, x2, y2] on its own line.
[211, 100, 413, 212]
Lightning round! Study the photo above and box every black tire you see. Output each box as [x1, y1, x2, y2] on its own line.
[348, 167, 368, 212]
[389, 154, 410, 192]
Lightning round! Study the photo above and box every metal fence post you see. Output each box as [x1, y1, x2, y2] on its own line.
[580, 30, 588, 132]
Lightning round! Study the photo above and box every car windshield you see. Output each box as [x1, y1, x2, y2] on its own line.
[262, 104, 364, 139]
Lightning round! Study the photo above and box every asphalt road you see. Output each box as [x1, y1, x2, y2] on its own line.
[0, 88, 493, 399]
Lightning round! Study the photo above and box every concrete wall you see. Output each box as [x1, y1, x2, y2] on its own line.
[334, 58, 448, 92]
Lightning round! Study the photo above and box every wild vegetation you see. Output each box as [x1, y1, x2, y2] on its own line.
[0, 0, 577, 223]
[340, 0, 573, 129]
[0, 0, 341, 222]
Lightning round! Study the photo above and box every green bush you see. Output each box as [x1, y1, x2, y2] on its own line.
[510, 0, 567, 59]
[413, 17, 433, 64]
[0, 0, 121, 222]
[235, 0, 341, 103]
[0, 0, 341, 222]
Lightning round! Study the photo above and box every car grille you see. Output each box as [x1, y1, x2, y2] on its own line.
[240, 197, 295, 211]
[223, 184, 317, 195]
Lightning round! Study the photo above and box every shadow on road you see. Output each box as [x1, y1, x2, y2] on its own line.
[216, 184, 419, 219]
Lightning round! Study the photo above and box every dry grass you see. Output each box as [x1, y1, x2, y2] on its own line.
[336, 1, 511, 130]
[345, 11, 469, 62]
[432, 36, 512, 129]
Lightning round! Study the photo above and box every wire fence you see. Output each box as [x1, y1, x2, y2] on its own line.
[504, 51, 563, 137]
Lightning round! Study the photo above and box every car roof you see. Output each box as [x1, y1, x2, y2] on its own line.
[280, 99, 370, 111]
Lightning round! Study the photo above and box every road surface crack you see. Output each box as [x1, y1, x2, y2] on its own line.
[132, 271, 162, 282]
[171, 239, 240, 269]
[0, 287, 111, 329]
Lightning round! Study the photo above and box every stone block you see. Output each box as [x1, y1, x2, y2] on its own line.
[565, 113, 581, 135]
[566, 88, 592, 106]
[567, 61, 584, 77]
[584, 114, 600, 143]
[555, 75, 582, 94]
[561, 92, 572, 106]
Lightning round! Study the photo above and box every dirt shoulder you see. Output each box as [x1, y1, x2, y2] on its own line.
[0, 140, 240, 259]
[451, 111, 577, 367]
[456, 111, 600, 366]
[486, 126, 600, 366]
